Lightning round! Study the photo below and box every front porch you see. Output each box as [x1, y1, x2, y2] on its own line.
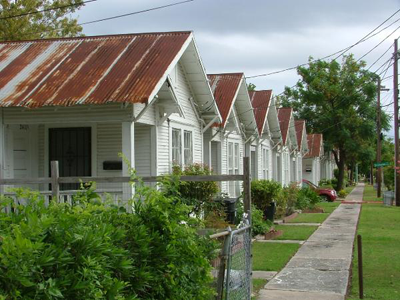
[0, 104, 156, 200]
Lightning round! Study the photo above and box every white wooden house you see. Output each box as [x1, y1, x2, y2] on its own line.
[303, 134, 324, 185]
[320, 151, 336, 181]
[248, 90, 282, 182]
[277, 108, 298, 186]
[294, 120, 309, 184]
[204, 73, 257, 197]
[0, 32, 221, 199]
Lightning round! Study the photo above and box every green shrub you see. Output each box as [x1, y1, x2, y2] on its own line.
[296, 188, 321, 210]
[338, 189, 348, 198]
[276, 182, 299, 217]
[250, 205, 272, 237]
[235, 200, 270, 237]
[161, 163, 219, 216]
[384, 166, 394, 191]
[0, 183, 216, 299]
[251, 180, 281, 212]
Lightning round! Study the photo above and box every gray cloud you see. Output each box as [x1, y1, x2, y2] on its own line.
[75, 0, 400, 135]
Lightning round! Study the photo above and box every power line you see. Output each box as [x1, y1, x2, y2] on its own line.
[357, 24, 400, 62]
[79, 0, 194, 26]
[367, 43, 393, 71]
[23, 0, 195, 38]
[0, 0, 96, 21]
[245, 8, 400, 79]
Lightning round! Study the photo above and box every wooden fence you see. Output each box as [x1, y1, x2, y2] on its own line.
[0, 157, 252, 222]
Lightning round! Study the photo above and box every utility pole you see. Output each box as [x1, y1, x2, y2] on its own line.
[394, 39, 400, 206]
[377, 78, 390, 198]
[377, 77, 382, 198]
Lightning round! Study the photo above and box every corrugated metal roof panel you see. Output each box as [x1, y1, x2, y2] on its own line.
[0, 32, 191, 108]
[208, 73, 243, 127]
[249, 90, 272, 136]
[304, 133, 323, 158]
[277, 107, 292, 145]
[295, 120, 305, 150]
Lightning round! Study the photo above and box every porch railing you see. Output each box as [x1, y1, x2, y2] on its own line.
[0, 157, 252, 219]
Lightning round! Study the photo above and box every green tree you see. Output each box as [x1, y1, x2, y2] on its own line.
[247, 82, 256, 91]
[280, 55, 389, 190]
[0, 0, 85, 41]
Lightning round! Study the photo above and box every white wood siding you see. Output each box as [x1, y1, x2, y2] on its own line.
[156, 63, 203, 175]
[3, 104, 132, 124]
[134, 125, 152, 177]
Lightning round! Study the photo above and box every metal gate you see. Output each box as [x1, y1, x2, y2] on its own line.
[214, 220, 252, 300]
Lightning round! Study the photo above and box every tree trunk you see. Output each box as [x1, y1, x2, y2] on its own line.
[336, 150, 346, 191]
[350, 165, 354, 183]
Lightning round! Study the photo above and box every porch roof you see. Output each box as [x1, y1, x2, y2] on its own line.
[295, 119, 308, 151]
[305, 133, 323, 158]
[207, 72, 257, 134]
[0, 32, 193, 108]
[277, 107, 292, 146]
[249, 90, 272, 136]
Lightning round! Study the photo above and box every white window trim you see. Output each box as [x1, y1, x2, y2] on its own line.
[171, 127, 193, 167]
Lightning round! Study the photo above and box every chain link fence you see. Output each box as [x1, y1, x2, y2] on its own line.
[211, 219, 252, 300]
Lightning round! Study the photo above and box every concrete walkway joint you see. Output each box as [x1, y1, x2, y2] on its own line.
[258, 184, 364, 300]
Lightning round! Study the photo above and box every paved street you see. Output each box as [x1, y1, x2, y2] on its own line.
[258, 184, 364, 300]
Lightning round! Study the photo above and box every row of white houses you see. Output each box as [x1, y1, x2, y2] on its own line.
[0, 31, 335, 198]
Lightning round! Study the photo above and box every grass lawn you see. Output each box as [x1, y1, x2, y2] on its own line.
[348, 204, 400, 300]
[274, 225, 318, 240]
[317, 201, 340, 213]
[252, 242, 300, 271]
[252, 278, 267, 299]
[362, 184, 383, 202]
[286, 213, 330, 223]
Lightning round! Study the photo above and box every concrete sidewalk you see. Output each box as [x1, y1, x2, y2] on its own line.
[258, 184, 364, 300]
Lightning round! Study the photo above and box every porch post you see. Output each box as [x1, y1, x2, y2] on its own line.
[122, 121, 135, 202]
[0, 108, 3, 195]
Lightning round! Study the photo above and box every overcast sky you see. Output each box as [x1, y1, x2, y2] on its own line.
[74, 0, 400, 135]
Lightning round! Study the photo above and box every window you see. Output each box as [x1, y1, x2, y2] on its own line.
[172, 128, 181, 164]
[262, 148, 269, 180]
[234, 143, 240, 196]
[284, 152, 289, 186]
[184, 131, 193, 165]
[172, 128, 193, 166]
[228, 142, 234, 196]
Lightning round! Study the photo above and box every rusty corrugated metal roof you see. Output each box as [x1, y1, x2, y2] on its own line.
[304, 133, 323, 158]
[207, 73, 243, 127]
[295, 120, 306, 150]
[0, 32, 191, 107]
[277, 107, 292, 145]
[249, 90, 272, 136]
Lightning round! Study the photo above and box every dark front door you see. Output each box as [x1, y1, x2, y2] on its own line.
[49, 127, 91, 190]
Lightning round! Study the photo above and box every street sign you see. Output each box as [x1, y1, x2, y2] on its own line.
[374, 162, 390, 168]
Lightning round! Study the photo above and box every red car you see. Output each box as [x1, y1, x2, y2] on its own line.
[302, 179, 337, 202]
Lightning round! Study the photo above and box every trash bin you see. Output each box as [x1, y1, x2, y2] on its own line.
[264, 201, 276, 221]
[383, 191, 394, 206]
[223, 198, 237, 224]
[214, 197, 238, 224]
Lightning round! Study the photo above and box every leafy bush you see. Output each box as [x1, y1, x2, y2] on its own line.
[251, 180, 281, 212]
[0, 183, 216, 299]
[235, 200, 271, 237]
[338, 189, 348, 198]
[384, 166, 394, 191]
[296, 187, 321, 210]
[276, 182, 299, 217]
[161, 163, 219, 216]
[251, 205, 272, 237]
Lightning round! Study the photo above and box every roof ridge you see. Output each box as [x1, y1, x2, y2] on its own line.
[0, 31, 193, 44]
